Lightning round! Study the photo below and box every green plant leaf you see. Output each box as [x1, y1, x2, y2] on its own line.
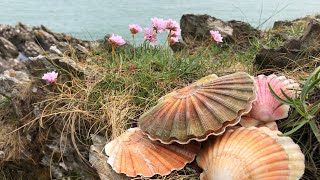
[268, 83, 292, 104]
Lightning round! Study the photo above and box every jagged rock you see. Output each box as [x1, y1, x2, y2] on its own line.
[254, 20, 320, 72]
[0, 69, 32, 117]
[273, 15, 320, 30]
[0, 37, 18, 58]
[23, 55, 54, 77]
[273, 20, 294, 29]
[300, 20, 320, 55]
[0, 22, 91, 74]
[180, 14, 260, 46]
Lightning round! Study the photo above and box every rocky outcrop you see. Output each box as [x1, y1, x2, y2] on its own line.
[273, 15, 320, 30]
[0, 23, 96, 179]
[254, 20, 320, 72]
[180, 14, 261, 47]
[0, 22, 91, 74]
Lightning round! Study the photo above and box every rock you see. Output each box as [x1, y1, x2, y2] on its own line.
[23, 55, 54, 77]
[300, 20, 320, 55]
[181, 14, 232, 42]
[180, 14, 260, 47]
[273, 20, 293, 29]
[254, 20, 320, 72]
[0, 22, 91, 74]
[0, 37, 19, 58]
[170, 40, 187, 52]
[0, 69, 32, 117]
[273, 15, 320, 30]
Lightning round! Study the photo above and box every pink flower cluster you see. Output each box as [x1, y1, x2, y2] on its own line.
[42, 71, 58, 85]
[129, 24, 142, 34]
[108, 18, 181, 47]
[210, 30, 223, 44]
[108, 34, 126, 47]
[144, 17, 181, 45]
[144, 27, 157, 44]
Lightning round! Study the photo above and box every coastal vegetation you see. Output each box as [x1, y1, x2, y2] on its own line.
[0, 15, 319, 179]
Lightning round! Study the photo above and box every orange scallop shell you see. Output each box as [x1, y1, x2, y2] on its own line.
[197, 127, 305, 180]
[104, 127, 200, 178]
[138, 72, 256, 144]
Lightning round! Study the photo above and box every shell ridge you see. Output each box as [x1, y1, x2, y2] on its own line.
[157, 99, 181, 139]
[191, 94, 216, 131]
[193, 92, 227, 125]
[170, 98, 187, 140]
[197, 91, 239, 112]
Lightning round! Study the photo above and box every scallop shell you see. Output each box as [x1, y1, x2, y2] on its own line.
[240, 116, 278, 131]
[248, 74, 299, 122]
[139, 72, 256, 144]
[197, 127, 305, 180]
[104, 127, 200, 177]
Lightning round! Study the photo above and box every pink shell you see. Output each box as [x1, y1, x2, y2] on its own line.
[248, 74, 299, 122]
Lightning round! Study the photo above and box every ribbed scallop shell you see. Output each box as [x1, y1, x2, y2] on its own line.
[240, 116, 278, 131]
[248, 74, 299, 122]
[139, 72, 256, 144]
[197, 127, 305, 180]
[104, 127, 200, 178]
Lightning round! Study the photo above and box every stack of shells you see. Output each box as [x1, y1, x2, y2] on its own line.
[104, 72, 305, 179]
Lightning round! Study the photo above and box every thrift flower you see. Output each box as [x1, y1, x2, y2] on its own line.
[129, 24, 142, 34]
[151, 17, 166, 32]
[42, 71, 58, 85]
[170, 27, 181, 37]
[144, 27, 157, 44]
[166, 19, 179, 31]
[169, 36, 179, 45]
[108, 34, 126, 46]
[210, 30, 223, 44]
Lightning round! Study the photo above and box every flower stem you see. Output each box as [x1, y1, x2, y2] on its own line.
[111, 45, 116, 61]
[132, 34, 136, 59]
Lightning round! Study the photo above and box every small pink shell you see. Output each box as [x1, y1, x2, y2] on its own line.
[248, 74, 299, 122]
[104, 128, 200, 177]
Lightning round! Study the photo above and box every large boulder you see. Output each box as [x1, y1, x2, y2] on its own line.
[254, 20, 320, 73]
[180, 14, 260, 46]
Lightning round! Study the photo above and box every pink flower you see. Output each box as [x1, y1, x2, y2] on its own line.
[170, 27, 181, 37]
[108, 34, 126, 46]
[151, 17, 166, 32]
[169, 36, 179, 45]
[129, 24, 142, 34]
[144, 27, 157, 44]
[42, 71, 58, 85]
[166, 19, 179, 31]
[210, 30, 223, 44]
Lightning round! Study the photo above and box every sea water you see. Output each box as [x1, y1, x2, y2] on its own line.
[0, 0, 319, 41]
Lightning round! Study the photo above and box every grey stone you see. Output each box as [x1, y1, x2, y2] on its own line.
[254, 20, 320, 72]
[180, 14, 260, 47]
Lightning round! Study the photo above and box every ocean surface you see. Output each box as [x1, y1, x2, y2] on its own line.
[1, 0, 320, 41]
